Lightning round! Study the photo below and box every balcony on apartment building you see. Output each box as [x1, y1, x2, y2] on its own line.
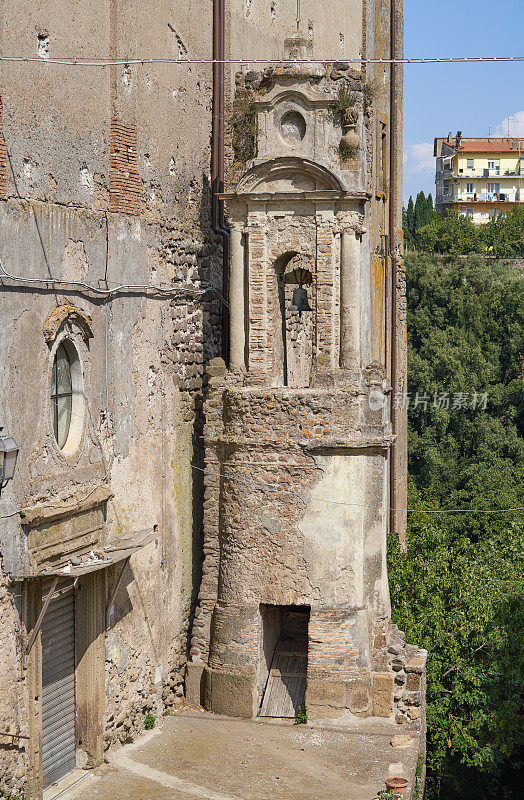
[451, 191, 520, 203]
[438, 168, 524, 179]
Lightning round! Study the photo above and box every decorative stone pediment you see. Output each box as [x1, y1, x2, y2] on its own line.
[256, 86, 331, 110]
[233, 156, 347, 196]
[43, 302, 94, 344]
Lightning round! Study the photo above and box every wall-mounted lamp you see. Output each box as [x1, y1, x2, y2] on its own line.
[0, 426, 20, 497]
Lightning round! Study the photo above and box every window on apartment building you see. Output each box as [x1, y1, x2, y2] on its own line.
[466, 183, 474, 193]
[467, 158, 474, 169]
[51, 340, 83, 453]
[487, 183, 500, 195]
[488, 160, 500, 175]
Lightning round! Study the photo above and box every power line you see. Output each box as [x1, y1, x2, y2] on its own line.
[0, 255, 229, 307]
[0, 55, 522, 67]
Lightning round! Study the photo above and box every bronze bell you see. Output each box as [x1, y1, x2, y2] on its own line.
[289, 286, 312, 315]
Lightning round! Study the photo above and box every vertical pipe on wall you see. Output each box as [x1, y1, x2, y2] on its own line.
[389, 0, 398, 539]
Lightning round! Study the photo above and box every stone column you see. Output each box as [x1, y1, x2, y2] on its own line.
[340, 226, 361, 370]
[315, 213, 335, 371]
[229, 221, 245, 372]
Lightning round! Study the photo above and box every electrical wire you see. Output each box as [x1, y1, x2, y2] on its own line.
[1, 373, 523, 519]
[171, 454, 524, 515]
[0, 259, 230, 307]
[0, 56, 523, 66]
[0, 257, 214, 299]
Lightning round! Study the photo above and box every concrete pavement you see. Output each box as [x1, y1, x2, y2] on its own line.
[58, 709, 420, 800]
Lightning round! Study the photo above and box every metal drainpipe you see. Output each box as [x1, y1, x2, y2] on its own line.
[212, 0, 230, 361]
[389, 0, 398, 537]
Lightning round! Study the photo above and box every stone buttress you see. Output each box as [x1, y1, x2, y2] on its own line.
[188, 38, 426, 727]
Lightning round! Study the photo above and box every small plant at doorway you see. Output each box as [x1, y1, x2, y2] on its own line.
[124, 735, 134, 744]
[144, 713, 156, 730]
[373, 792, 403, 800]
[294, 703, 307, 724]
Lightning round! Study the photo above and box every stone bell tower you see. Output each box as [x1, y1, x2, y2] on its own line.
[188, 37, 426, 726]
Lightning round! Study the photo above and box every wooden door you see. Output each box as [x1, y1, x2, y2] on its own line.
[259, 636, 307, 718]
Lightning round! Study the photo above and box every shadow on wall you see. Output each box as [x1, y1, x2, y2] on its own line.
[186, 172, 224, 656]
[105, 558, 135, 630]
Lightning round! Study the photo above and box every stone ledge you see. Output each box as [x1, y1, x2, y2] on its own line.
[20, 484, 113, 527]
[304, 434, 396, 451]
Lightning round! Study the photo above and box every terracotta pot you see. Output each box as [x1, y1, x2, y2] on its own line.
[385, 777, 409, 798]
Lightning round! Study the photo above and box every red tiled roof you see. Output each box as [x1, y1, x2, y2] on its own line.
[458, 139, 521, 153]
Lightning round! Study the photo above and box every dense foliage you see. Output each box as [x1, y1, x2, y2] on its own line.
[403, 191, 435, 247]
[389, 253, 524, 800]
[408, 205, 524, 257]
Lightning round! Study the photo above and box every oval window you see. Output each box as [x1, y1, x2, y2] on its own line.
[50, 341, 83, 453]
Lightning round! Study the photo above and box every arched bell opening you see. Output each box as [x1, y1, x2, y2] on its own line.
[273, 253, 314, 388]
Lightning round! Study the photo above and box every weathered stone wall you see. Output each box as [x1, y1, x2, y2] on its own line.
[190, 363, 404, 719]
[189, 0, 417, 733]
[0, 1, 222, 793]
[387, 624, 427, 727]
[0, 566, 27, 797]
[230, 0, 364, 70]
[0, 0, 411, 793]
[0, 199, 221, 788]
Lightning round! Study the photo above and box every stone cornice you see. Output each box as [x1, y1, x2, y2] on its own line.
[223, 190, 371, 203]
[303, 434, 397, 452]
[20, 484, 113, 528]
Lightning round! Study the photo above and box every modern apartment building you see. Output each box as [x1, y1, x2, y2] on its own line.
[434, 132, 524, 224]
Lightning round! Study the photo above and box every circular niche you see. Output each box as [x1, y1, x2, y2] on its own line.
[280, 111, 306, 144]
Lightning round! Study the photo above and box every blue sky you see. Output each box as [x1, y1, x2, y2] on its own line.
[403, 0, 524, 203]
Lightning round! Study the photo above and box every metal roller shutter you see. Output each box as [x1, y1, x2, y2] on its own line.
[41, 578, 76, 789]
